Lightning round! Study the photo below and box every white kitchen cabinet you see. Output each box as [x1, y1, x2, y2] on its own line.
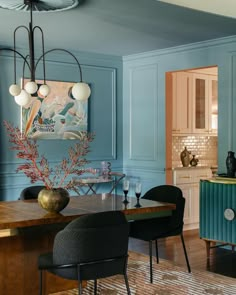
[208, 76, 218, 134]
[172, 72, 218, 136]
[192, 73, 218, 135]
[173, 167, 212, 230]
[172, 72, 192, 134]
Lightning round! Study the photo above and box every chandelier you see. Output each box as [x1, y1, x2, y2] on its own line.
[0, 0, 91, 106]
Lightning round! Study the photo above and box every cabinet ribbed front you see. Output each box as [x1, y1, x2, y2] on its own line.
[200, 180, 236, 244]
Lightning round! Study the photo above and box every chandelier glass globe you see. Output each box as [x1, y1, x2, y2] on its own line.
[24, 81, 38, 94]
[39, 84, 50, 97]
[9, 84, 21, 96]
[14, 89, 31, 106]
[72, 82, 91, 101]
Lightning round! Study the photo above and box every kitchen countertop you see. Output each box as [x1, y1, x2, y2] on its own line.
[203, 176, 236, 184]
[173, 165, 211, 170]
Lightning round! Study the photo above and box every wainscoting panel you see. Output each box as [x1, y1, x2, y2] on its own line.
[129, 64, 158, 161]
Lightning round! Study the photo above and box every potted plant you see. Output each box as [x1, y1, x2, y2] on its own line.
[4, 120, 95, 213]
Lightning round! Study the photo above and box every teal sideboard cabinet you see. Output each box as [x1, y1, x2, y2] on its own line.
[200, 179, 236, 258]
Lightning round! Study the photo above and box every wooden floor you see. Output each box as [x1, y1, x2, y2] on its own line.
[128, 229, 236, 278]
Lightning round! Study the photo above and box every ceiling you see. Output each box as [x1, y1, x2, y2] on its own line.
[1, 0, 236, 57]
[160, 0, 236, 18]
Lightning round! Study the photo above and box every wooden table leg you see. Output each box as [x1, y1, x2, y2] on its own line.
[205, 239, 211, 259]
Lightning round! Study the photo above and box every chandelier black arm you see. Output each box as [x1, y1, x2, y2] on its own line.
[14, 25, 31, 84]
[35, 48, 83, 83]
[33, 26, 46, 84]
[22, 54, 30, 90]
[0, 48, 31, 84]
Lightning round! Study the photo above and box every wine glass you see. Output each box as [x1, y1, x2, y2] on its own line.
[134, 181, 142, 208]
[123, 178, 130, 204]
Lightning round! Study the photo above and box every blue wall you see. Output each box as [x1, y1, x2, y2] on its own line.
[2, 36, 236, 200]
[123, 36, 236, 194]
[0, 49, 123, 200]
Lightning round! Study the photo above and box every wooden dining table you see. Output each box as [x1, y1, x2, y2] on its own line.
[0, 194, 176, 295]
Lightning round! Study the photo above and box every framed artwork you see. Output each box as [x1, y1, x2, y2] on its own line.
[21, 79, 89, 139]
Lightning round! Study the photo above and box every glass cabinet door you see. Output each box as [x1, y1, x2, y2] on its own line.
[193, 74, 209, 133]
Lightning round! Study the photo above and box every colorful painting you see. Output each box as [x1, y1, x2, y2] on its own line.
[21, 80, 89, 139]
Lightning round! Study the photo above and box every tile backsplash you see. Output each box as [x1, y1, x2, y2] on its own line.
[172, 136, 218, 168]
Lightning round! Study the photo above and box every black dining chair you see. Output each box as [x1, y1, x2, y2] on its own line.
[129, 185, 191, 283]
[38, 211, 131, 295]
[19, 185, 45, 200]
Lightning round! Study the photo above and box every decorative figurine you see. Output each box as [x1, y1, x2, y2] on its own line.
[180, 147, 191, 167]
[190, 155, 199, 167]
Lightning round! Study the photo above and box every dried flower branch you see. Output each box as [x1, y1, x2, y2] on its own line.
[3, 120, 95, 190]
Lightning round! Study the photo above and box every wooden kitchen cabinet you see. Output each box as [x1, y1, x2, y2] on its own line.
[172, 71, 218, 136]
[173, 167, 212, 230]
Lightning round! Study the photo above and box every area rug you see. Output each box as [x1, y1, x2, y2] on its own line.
[50, 251, 236, 295]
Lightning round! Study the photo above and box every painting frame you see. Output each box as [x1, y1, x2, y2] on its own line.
[21, 79, 89, 140]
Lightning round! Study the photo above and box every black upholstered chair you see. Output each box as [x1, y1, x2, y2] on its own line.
[19, 185, 45, 200]
[129, 185, 191, 283]
[38, 211, 131, 295]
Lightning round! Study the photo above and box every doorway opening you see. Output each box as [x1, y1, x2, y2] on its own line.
[166, 66, 218, 184]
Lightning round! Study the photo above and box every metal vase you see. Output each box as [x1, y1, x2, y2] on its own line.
[38, 188, 70, 213]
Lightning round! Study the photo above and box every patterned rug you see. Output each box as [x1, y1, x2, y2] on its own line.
[50, 251, 236, 295]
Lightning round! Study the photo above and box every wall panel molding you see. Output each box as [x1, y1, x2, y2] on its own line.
[88, 67, 117, 160]
[129, 64, 158, 161]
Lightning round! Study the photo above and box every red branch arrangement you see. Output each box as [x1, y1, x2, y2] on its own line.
[4, 120, 95, 190]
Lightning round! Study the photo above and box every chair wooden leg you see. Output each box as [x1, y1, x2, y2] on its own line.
[39, 270, 43, 295]
[149, 240, 153, 283]
[180, 233, 191, 273]
[124, 273, 131, 295]
[94, 279, 97, 295]
[155, 239, 159, 264]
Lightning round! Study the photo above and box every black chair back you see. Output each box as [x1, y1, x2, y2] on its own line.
[142, 185, 185, 233]
[129, 185, 191, 283]
[52, 211, 129, 280]
[19, 185, 45, 200]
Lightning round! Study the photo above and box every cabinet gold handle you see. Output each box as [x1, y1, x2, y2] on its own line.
[180, 176, 191, 179]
